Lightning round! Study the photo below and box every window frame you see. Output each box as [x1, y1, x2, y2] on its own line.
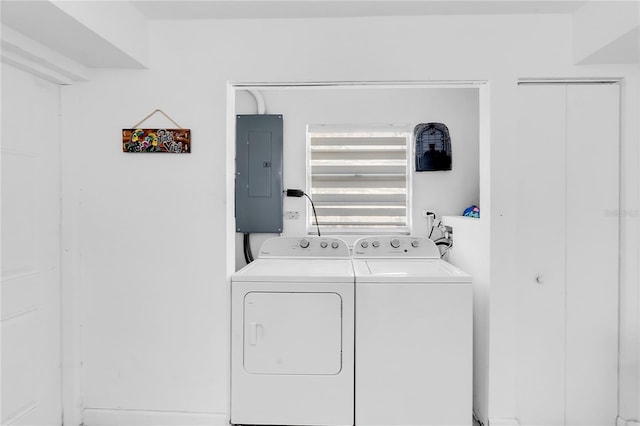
[305, 124, 413, 236]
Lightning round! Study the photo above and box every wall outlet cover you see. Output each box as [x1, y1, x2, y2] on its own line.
[286, 211, 300, 219]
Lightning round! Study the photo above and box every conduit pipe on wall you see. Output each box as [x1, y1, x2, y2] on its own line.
[247, 89, 266, 114]
[241, 89, 266, 265]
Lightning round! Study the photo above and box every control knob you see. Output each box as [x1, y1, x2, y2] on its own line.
[411, 240, 420, 248]
[299, 239, 310, 248]
[320, 241, 328, 248]
[372, 241, 380, 248]
[331, 241, 339, 249]
[360, 241, 369, 248]
[390, 238, 401, 248]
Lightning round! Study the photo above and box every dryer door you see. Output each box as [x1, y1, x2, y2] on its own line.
[243, 292, 342, 375]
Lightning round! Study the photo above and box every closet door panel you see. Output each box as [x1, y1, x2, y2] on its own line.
[514, 84, 567, 425]
[1, 64, 62, 426]
[565, 84, 619, 426]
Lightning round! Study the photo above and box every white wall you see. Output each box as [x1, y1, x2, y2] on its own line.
[234, 87, 479, 269]
[58, 14, 639, 425]
[442, 215, 490, 423]
[62, 72, 227, 423]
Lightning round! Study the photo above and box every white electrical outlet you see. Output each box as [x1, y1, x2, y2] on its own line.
[285, 211, 300, 220]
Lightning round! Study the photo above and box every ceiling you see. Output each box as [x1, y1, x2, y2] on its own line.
[130, 1, 589, 20]
[2, 0, 634, 74]
[0, 0, 589, 73]
[1, 0, 145, 68]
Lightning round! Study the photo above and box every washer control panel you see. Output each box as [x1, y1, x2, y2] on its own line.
[352, 236, 440, 258]
[259, 236, 350, 258]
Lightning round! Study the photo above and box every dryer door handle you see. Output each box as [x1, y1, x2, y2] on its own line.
[248, 322, 263, 345]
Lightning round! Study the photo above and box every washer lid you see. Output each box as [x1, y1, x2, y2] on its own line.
[353, 259, 471, 283]
[233, 258, 354, 283]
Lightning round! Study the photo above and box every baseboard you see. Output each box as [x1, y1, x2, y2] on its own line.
[489, 418, 520, 426]
[495, 419, 632, 426]
[82, 408, 228, 426]
[618, 416, 640, 426]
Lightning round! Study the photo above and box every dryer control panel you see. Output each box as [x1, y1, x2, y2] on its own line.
[352, 236, 440, 258]
[259, 236, 350, 258]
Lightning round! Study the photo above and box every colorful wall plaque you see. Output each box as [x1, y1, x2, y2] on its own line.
[122, 128, 191, 153]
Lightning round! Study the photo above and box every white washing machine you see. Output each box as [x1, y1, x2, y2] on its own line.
[230, 236, 354, 426]
[352, 235, 472, 426]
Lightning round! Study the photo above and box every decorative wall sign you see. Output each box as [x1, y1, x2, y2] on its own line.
[122, 109, 190, 153]
[414, 122, 452, 171]
[122, 128, 190, 153]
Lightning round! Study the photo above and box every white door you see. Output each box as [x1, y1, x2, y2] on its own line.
[243, 292, 343, 375]
[564, 84, 619, 425]
[515, 84, 568, 424]
[515, 83, 619, 426]
[1, 64, 62, 425]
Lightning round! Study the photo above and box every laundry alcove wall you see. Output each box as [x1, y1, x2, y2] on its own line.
[231, 84, 482, 270]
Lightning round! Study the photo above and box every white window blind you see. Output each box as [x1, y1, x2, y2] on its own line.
[307, 126, 410, 234]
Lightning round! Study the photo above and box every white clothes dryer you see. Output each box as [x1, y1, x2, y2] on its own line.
[352, 235, 472, 426]
[231, 236, 354, 426]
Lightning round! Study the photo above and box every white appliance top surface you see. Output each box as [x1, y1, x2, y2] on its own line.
[233, 258, 354, 283]
[352, 258, 471, 283]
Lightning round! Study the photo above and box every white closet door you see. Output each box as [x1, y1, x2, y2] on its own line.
[515, 84, 568, 425]
[1, 64, 62, 425]
[515, 83, 619, 426]
[565, 84, 619, 425]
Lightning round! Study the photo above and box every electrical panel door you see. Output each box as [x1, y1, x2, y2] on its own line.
[235, 114, 283, 233]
